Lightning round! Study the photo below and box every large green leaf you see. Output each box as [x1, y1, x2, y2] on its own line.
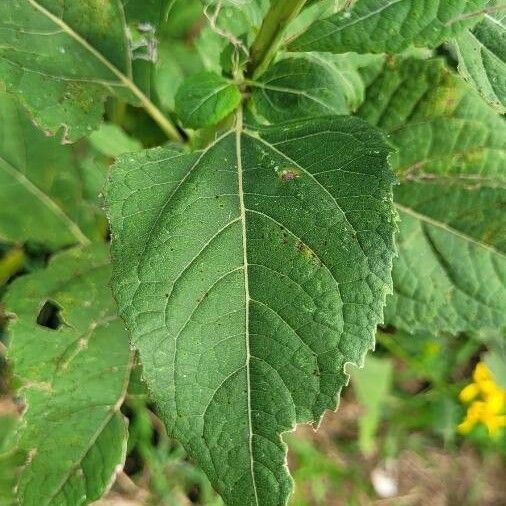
[5, 245, 132, 506]
[289, 0, 490, 54]
[0, 0, 137, 141]
[106, 114, 396, 505]
[359, 58, 506, 334]
[453, 5, 506, 114]
[0, 92, 103, 248]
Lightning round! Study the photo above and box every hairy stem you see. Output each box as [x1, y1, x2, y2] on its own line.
[246, 0, 308, 78]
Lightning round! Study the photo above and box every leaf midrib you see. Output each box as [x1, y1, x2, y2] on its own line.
[234, 107, 260, 506]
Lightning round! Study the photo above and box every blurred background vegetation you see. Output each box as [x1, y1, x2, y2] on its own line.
[1, 0, 505, 504]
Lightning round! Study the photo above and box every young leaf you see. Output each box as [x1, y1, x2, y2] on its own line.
[175, 72, 242, 128]
[0, 92, 103, 248]
[453, 6, 506, 114]
[5, 245, 132, 506]
[289, 0, 490, 54]
[251, 53, 379, 122]
[359, 58, 506, 334]
[106, 114, 396, 505]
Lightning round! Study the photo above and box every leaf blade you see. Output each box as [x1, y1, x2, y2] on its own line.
[5, 245, 132, 506]
[359, 57, 506, 334]
[250, 54, 372, 122]
[175, 72, 242, 129]
[0, 92, 103, 248]
[106, 114, 396, 505]
[453, 7, 506, 113]
[0, 0, 174, 141]
[289, 0, 490, 54]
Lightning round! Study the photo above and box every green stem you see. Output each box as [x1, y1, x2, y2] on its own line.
[246, 0, 308, 79]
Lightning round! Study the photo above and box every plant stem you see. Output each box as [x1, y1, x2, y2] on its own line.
[131, 86, 183, 142]
[246, 0, 308, 78]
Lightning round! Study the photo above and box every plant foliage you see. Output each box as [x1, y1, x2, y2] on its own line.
[0, 0, 504, 505]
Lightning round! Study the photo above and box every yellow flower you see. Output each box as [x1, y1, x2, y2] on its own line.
[459, 383, 479, 403]
[473, 362, 492, 383]
[458, 362, 506, 437]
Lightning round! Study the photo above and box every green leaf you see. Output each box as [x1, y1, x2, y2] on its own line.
[0, 92, 103, 248]
[285, 0, 346, 42]
[175, 72, 242, 128]
[350, 356, 392, 455]
[251, 53, 378, 122]
[106, 113, 396, 505]
[0, 417, 25, 506]
[0, 0, 139, 141]
[359, 58, 506, 334]
[289, 0, 490, 54]
[89, 123, 143, 158]
[5, 245, 132, 506]
[155, 41, 205, 112]
[453, 5, 506, 114]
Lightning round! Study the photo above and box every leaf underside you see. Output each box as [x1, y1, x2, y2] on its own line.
[5, 245, 132, 506]
[106, 115, 396, 505]
[359, 58, 506, 334]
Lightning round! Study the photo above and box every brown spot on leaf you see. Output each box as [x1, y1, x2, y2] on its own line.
[297, 241, 320, 264]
